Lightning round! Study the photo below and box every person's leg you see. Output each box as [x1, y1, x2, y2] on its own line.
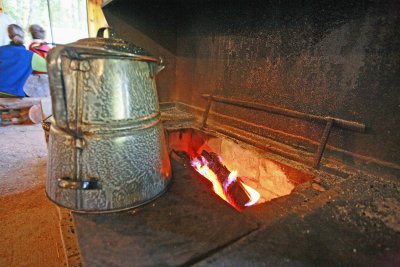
[24, 74, 50, 97]
[0, 91, 20, 98]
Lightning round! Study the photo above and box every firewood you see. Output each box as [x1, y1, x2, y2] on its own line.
[226, 178, 251, 209]
[200, 150, 230, 184]
[199, 150, 250, 210]
[28, 104, 42, 124]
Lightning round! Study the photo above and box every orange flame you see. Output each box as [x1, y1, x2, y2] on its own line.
[191, 156, 260, 209]
[191, 157, 227, 202]
[240, 181, 261, 207]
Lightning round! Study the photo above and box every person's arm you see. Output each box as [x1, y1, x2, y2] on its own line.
[31, 53, 47, 72]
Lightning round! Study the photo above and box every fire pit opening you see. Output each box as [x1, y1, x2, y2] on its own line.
[167, 128, 314, 210]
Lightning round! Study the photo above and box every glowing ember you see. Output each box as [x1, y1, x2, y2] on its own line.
[191, 155, 260, 210]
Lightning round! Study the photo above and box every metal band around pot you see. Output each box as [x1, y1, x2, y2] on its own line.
[50, 111, 163, 136]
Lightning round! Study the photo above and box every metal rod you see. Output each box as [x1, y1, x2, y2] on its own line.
[313, 118, 334, 168]
[46, 0, 55, 44]
[75, 66, 82, 210]
[201, 94, 213, 129]
[202, 94, 365, 133]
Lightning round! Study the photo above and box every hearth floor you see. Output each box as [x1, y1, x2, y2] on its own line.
[71, 157, 400, 267]
[0, 124, 67, 266]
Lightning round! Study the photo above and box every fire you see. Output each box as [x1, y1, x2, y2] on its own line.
[239, 181, 261, 207]
[191, 157, 227, 202]
[191, 156, 260, 210]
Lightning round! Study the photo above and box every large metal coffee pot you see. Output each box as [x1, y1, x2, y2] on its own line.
[46, 28, 171, 212]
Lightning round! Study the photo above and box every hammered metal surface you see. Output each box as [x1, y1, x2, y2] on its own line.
[47, 46, 171, 212]
[47, 113, 171, 212]
[80, 59, 158, 124]
[47, 128, 76, 208]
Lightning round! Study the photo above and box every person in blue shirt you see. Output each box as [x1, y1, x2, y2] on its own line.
[0, 24, 47, 98]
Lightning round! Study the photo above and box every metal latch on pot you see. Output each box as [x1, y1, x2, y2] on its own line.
[58, 177, 101, 190]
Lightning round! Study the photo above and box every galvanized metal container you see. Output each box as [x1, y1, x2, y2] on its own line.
[46, 28, 171, 212]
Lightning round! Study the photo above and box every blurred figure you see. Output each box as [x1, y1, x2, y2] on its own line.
[0, 7, 16, 46]
[28, 24, 50, 60]
[0, 24, 46, 98]
[23, 24, 51, 97]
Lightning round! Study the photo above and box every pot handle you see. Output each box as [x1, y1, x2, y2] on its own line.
[47, 46, 83, 138]
[97, 27, 164, 78]
[97, 27, 116, 38]
[149, 58, 165, 78]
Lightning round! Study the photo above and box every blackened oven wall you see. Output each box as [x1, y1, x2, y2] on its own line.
[175, 0, 400, 169]
[103, 0, 400, 171]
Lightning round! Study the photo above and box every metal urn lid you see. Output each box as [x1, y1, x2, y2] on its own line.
[71, 27, 161, 63]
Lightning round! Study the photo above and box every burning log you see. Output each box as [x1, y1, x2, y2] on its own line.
[198, 150, 251, 210]
[200, 150, 230, 184]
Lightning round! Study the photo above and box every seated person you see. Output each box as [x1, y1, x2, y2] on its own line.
[0, 24, 47, 98]
[28, 24, 50, 62]
[23, 24, 51, 97]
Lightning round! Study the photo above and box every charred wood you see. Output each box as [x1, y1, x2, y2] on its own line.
[200, 150, 250, 210]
